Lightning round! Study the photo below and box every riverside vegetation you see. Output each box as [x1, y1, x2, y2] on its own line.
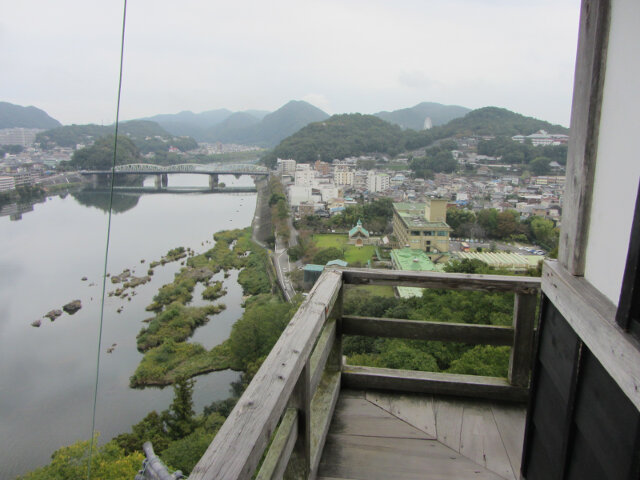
[19, 226, 302, 478]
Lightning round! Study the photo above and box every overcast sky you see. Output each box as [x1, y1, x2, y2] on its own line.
[1, 0, 580, 126]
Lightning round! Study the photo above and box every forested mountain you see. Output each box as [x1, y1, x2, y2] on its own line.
[374, 102, 470, 130]
[202, 100, 329, 146]
[0, 101, 62, 129]
[262, 114, 405, 166]
[203, 112, 262, 143]
[144, 109, 233, 139]
[36, 120, 197, 154]
[262, 106, 569, 167]
[67, 135, 141, 170]
[431, 107, 569, 137]
[139, 101, 327, 146]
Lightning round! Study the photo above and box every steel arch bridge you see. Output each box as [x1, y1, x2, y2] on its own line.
[80, 163, 269, 175]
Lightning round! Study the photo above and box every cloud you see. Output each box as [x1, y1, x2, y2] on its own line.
[398, 71, 442, 90]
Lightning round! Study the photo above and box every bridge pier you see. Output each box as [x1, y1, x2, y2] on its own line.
[91, 174, 99, 189]
[154, 174, 168, 190]
[209, 174, 219, 190]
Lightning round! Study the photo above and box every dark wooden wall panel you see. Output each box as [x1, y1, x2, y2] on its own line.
[567, 350, 640, 480]
[523, 297, 640, 480]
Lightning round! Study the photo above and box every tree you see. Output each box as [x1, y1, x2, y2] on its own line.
[495, 210, 519, 238]
[313, 247, 344, 264]
[529, 156, 551, 175]
[446, 208, 476, 237]
[163, 378, 197, 440]
[18, 436, 144, 480]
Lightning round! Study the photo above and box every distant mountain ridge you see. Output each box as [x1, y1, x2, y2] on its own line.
[374, 102, 471, 130]
[0, 101, 62, 129]
[141, 101, 328, 147]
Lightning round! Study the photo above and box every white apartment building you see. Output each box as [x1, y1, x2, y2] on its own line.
[0, 128, 43, 147]
[294, 164, 316, 186]
[277, 158, 297, 176]
[333, 170, 354, 186]
[367, 171, 390, 193]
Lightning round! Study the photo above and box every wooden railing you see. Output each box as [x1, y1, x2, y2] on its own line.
[189, 268, 540, 480]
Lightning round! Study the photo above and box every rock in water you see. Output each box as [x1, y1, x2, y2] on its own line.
[44, 309, 63, 321]
[62, 300, 82, 314]
[31, 319, 42, 327]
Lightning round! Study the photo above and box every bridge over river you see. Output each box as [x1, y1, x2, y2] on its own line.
[79, 163, 269, 191]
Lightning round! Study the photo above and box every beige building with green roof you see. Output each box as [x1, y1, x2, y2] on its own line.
[392, 199, 451, 255]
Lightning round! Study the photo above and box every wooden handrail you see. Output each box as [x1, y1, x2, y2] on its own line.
[189, 267, 540, 479]
[189, 270, 342, 480]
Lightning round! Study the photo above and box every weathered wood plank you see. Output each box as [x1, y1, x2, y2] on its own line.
[459, 404, 516, 480]
[508, 292, 538, 387]
[318, 434, 505, 480]
[542, 260, 640, 410]
[255, 408, 298, 480]
[343, 315, 514, 346]
[433, 397, 466, 452]
[558, 0, 611, 275]
[341, 267, 540, 294]
[491, 403, 526, 479]
[310, 319, 337, 397]
[342, 365, 529, 402]
[365, 391, 437, 439]
[328, 396, 430, 439]
[310, 370, 341, 478]
[190, 270, 342, 480]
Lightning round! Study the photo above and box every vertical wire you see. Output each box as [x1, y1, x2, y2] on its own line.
[87, 1, 127, 478]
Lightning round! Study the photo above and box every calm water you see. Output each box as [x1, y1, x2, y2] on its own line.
[0, 173, 256, 478]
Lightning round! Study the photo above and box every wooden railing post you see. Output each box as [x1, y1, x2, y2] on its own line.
[291, 361, 312, 477]
[509, 292, 538, 387]
[328, 285, 343, 372]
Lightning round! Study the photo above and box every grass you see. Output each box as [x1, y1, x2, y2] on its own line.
[312, 234, 376, 266]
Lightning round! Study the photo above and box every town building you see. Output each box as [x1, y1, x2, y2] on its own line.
[0, 128, 43, 147]
[348, 219, 370, 247]
[367, 171, 390, 193]
[392, 198, 451, 255]
[0, 176, 16, 192]
[277, 158, 296, 176]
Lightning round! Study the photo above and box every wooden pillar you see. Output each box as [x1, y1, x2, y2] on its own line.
[509, 292, 538, 387]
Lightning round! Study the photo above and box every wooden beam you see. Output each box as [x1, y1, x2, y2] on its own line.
[310, 371, 341, 478]
[558, 0, 611, 275]
[342, 315, 514, 346]
[542, 260, 640, 410]
[342, 365, 529, 403]
[310, 319, 337, 397]
[255, 409, 298, 480]
[340, 268, 540, 294]
[508, 293, 539, 387]
[189, 269, 342, 480]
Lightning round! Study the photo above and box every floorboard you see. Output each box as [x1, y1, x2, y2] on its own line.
[316, 389, 525, 480]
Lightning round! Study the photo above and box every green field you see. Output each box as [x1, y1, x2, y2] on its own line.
[312, 234, 375, 266]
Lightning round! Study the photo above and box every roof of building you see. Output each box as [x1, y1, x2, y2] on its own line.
[349, 219, 370, 238]
[393, 202, 449, 229]
[454, 252, 542, 270]
[391, 248, 436, 271]
[303, 264, 325, 272]
[326, 259, 348, 267]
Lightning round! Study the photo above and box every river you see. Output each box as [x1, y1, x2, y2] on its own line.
[0, 173, 258, 478]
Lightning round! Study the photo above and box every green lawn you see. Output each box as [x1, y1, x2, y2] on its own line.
[312, 234, 375, 266]
[313, 234, 348, 249]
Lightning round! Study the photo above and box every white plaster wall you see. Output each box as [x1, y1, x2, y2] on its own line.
[584, 0, 640, 305]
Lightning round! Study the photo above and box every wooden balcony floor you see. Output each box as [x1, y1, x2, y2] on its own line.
[317, 389, 526, 480]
